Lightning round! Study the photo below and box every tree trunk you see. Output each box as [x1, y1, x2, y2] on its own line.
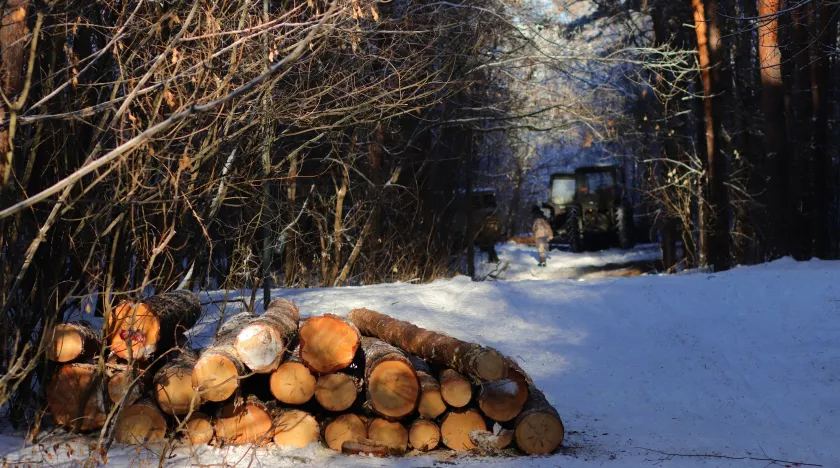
[440, 409, 487, 451]
[215, 395, 275, 445]
[114, 399, 167, 444]
[409, 419, 441, 451]
[192, 312, 255, 402]
[234, 298, 299, 373]
[298, 314, 360, 373]
[347, 308, 506, 382]
[439, 368, 472, 408]
[108, 290, 201, 361]
[692, 0, 730, 270]
[359, 337, 419, 419]
[314, 373, 361, 412]
[183, 412, 214, 445]
[514, 385, 564, 455]
[758, 0, 790, 257]
[105, 356, 149, 407]
[273, 409, 320, 448]
[46, 321, 100, 363]
[0, 0, 29, 187]
[154, 348, 200, 416]
[341, 438, 390, 456]
[269, 345, 316, 405]
[409, 356, 446, 419]
[478, 378, 526, 422]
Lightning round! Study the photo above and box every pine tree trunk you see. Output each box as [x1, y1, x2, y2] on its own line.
[192, 312, 255, 402]
[359, 337, 419, 419]
[154, 348, 201, 415]
[514, 385, 564, 455]
[409, 356, 446, 419]
[269, 345, 316, 405]
[347, 308, 506, 382]
[0, 0, 29, 187]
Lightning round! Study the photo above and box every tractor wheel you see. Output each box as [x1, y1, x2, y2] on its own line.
[566, 205, 583, 253]
[617, 203, 636, 249]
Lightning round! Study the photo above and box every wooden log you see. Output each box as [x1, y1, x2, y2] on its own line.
[506, 360, 531, 408]
[341, 439, 389, 456]
[298, 314, 360, 373]
[469, 428, 514, 450]
[192, 312, 254, 402]
[105, 357, 148, 407]
[108, 290, 201, 361]
[273, 409, 320, 448]
[154, 349, 201, 415]
[234, 298, 299, 373]
[360, 337, 419, 419]
[439, 368, 471, 408]
[323, 414, 367, 451]
[183, 412, 214, 445]
[408, 419, 440, 451]
[46, 321, 100, 363]
[409, 357, 446, 419]
[440, 409, 487, 451]
[114, 399, 168, 444]
[347, 308, 506, 382]
[478, 379, 525, 422]
[314, 373, 359, 412]
[46, 363, 108, 432]
[514, 386, 564, 455]
[215, 396, 275, 445]
[367, 418, 408, 452]
[269, 345, 315, 405]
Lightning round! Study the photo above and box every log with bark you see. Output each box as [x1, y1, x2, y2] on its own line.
[409, 357, 446, 419]
[215, 396, 275, 445]
[108, 290, 201, 361]
[440, 409, 487, 451]
[341, 439, 389, 456]
[269, 345, 316, 405]
[323, 413, 367, 451]
[298, 314, 360, 373]
[192, 312, 255, 402]
[367, 418, 408, 452]
[114, 399, 168, 444]
[513, 386, 564, 455]
[183, 412, 214, 445]
[314, 373, 360, 412]
[234, 298, 299, 373]
[359, 337, 419, 419]
[46, 363, 108, 432]
[347, 308, 506, 382]
[273, 409, 320, 448]
[477, 379, 525, 422]
[105, 357, 149, 407]
[46, 321, 100, 363]
[408, 419, 440, 451]
[439, 368, 472, 408]
[154, 349, 201, 415]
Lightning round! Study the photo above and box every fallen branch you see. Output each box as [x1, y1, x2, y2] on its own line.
[637, 447, 822, 467]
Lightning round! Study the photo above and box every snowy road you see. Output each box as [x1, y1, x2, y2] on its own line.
[3, 251, 839, 467]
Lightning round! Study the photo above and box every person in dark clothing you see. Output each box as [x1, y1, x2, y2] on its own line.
[532, 207, 552, 267]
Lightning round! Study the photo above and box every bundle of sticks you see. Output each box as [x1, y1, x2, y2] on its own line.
[45, 294, 564, 456]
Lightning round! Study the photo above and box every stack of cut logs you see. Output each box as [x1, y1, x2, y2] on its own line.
[45, 291, 564, 456]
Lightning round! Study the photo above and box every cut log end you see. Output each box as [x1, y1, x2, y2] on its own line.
[270, 361, 316, 405]
[369, 360, 419, 418]
[324, 414, 367, 451]
[440, 369, 472, 408]
[273, 410, 320, 448]
[418, 387, 446, 419]
[367, 418, 408, 452]
[114, 400, 168, 444]
[440, 409, 487, 451]
[299, 314, 360, 373]
[514, 412, 564, 455]
[46, 363, 107, 432]
[156, 368, 200, 415]
[469, 428, 514, 450]
[215, 399, 274, 445]
[192, 353, 239, 402]
[409, 420, 440, 451]
[315, 373, 358, 412]
[47, 323, 98, 363]
[478, 379, 526, 422]
[341, 439, 389, 456]
[107, 368, 144, 407]
[475, 349, 507, 382]
[234, 323, 285, 374]
[108, 302, 160, 361]
[183, 412, 214, 445]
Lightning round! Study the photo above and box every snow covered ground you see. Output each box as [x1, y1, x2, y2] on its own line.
[3, 248, 840, 467]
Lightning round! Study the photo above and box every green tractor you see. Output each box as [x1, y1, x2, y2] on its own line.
[541, 165, 635, 253]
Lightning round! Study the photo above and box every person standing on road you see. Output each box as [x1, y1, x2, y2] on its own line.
[532, 207, 553, 267]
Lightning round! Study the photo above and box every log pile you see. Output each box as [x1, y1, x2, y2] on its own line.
[45, 296, 564, 457]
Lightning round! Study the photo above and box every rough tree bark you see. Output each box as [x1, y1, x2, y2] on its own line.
[234, 298, 299, 373]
